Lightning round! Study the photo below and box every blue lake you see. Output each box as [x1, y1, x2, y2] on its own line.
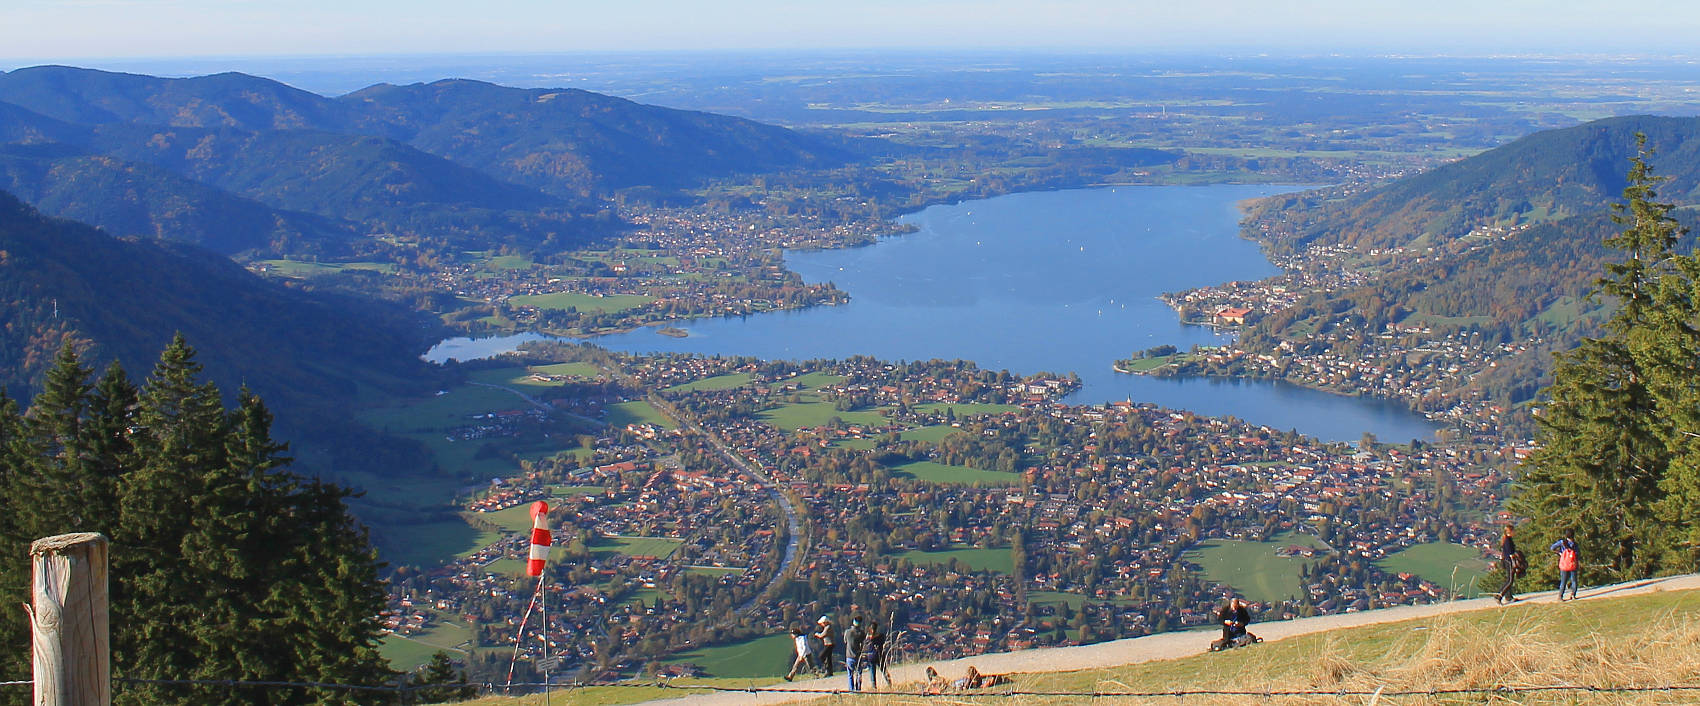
[428, 185, 1438, 443]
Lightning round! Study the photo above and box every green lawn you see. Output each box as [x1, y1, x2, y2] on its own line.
[551, 485, 604, 497]
[899, 425, 966, 443]
[770, 371, 846, 390]
[665, 372, 756, 393]
[379, 614, 474, 671]
[891, 460, 1020, 486]
[757, 401, 887, 430]
[898, 545, 1015, 573]
[469, 363, 602, 390]
[374, 516, 502, 569]
[479, 503, 544, 533]
[831, 438, 878, 450]
[1119, 354, 1178, 372]
[1182, 532, 1329, 603]
[1376, 542, 1493, 597]
[508, 292, 655, 313]
[482, 558, 527, 576]
[1028, 590, 1137, 608]
[606, 400, 676, 429]
[256, 259, 394, 277]
[359, 385, 527, 432]
[685, 566, 747, 577]
[913, 402, 1020, 416]
[662, 634, 797, 678]
[594, 535, 684, 559]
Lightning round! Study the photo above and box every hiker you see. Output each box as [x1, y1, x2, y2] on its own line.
[783, 625, 816, 682]
[864, 617, 889, 689]
[814, 614, 837, 677]
[1497, 525, 1525, 604]
[845, 615, 866, 691]
[1551, 530, 1580, 601]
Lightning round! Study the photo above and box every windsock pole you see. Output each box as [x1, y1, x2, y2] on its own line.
[505, 501, 553, 691]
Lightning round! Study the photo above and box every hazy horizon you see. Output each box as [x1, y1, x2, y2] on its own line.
[6, 0, 1700, 64]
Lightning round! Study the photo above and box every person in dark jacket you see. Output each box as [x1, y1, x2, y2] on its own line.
[1497, 525, 1524, 604]
[1217, 597, 1251, 642]
[864, 618, 889, 689]
[844, 616, 866, 691]
[1550, 530, 1580, 601]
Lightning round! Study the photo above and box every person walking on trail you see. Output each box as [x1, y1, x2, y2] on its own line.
[783, 626, 815, 682]
[1497, 525, 1525, 604]
[845, 616, 867, 691]
[864, 618, 888, 689]
[1551, 530, 1581, 601]
[814, 615, 837, 677]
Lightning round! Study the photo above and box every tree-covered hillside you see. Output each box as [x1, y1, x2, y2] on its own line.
[1254, 115, 1700, 254]
[0, 190, 437, 451]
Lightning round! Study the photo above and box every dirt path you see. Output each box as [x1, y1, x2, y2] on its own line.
[640, 573, 1700, 705]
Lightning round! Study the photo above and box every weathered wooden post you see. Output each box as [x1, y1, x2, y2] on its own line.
[30, 533, 110, 706]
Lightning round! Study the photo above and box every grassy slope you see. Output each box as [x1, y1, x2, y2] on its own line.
[963, 588, 1700, 706]
[460, 587, 1700, 705]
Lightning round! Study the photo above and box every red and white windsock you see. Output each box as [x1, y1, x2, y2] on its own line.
[526, 500, 552, 577]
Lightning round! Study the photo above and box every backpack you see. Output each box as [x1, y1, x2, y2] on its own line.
[1559, 544, 1578, 572]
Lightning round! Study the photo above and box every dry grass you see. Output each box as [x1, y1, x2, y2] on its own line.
[839, 591, 1700, 706]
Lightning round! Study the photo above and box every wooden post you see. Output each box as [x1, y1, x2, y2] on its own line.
[30, 533, 110, 706]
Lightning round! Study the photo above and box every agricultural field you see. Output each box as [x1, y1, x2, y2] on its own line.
[770, 371, 846, 390]
[898, 425, 965, 443]
[757, 400, 887, 430]
[1376, 542, 1493, 597]
[606, 400, 676, 429]
[897, 545, 1015, 574]
[662, 634, 797, 678]
[508, 292, 655, 313]
[380, 612, 474, 671]
[912, 402, 1020, 417]
[1028, 591, 1137, 609]
[890, 460, 1019, 486]
[1182, 532, 1329, 604]
[255, 259, 394, 277]
[593, 535, 684, 559]
[665, 372, 756, 393]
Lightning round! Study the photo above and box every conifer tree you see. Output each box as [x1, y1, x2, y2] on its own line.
[1512, 135, 1699, 579]
[0, 335, 393, 704]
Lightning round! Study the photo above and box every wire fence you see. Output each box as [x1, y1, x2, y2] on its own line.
[5, 677, 1696, 701]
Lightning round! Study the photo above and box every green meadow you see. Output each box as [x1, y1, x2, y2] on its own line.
[1183, 532, 1329, 603]
[508, 292, 654, 313]
[891, 460, 1020, 486]
[1376, 542, 1493, 597]
[898, 545, 1015, 573]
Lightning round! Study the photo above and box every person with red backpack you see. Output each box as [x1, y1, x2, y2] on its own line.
[1550, 530, 1581, 601]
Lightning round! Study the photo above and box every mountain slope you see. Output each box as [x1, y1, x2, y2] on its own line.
[0, 65, 367, 133]
[1260, 115, 1700, 254]
[0, 142, 356, 256]
[0, 189, 434, 437]
[341, 79, 850, 196]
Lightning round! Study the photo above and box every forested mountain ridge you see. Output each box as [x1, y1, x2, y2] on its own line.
[1213, 116, 1700, 428]
[0, 65, 368, 133]
[0, 65, 853, 197]
[0, 189, 438, 449]
[340, 79, 851, 195]
[0, 142, 357, 255]
[1252, 115, 1700, 255]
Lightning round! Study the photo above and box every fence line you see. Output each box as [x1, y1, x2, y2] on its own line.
[0, 677, 1683, 699]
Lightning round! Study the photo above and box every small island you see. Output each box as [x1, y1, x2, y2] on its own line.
[657, 326, 689, 338]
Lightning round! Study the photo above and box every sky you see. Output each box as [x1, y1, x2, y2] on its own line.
[4, 0, 1700, 62]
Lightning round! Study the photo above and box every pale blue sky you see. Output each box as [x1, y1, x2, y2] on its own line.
[4, 0, 1698, 61]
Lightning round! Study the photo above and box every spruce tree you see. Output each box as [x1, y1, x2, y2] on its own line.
[1512, 135, 1699, 579]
